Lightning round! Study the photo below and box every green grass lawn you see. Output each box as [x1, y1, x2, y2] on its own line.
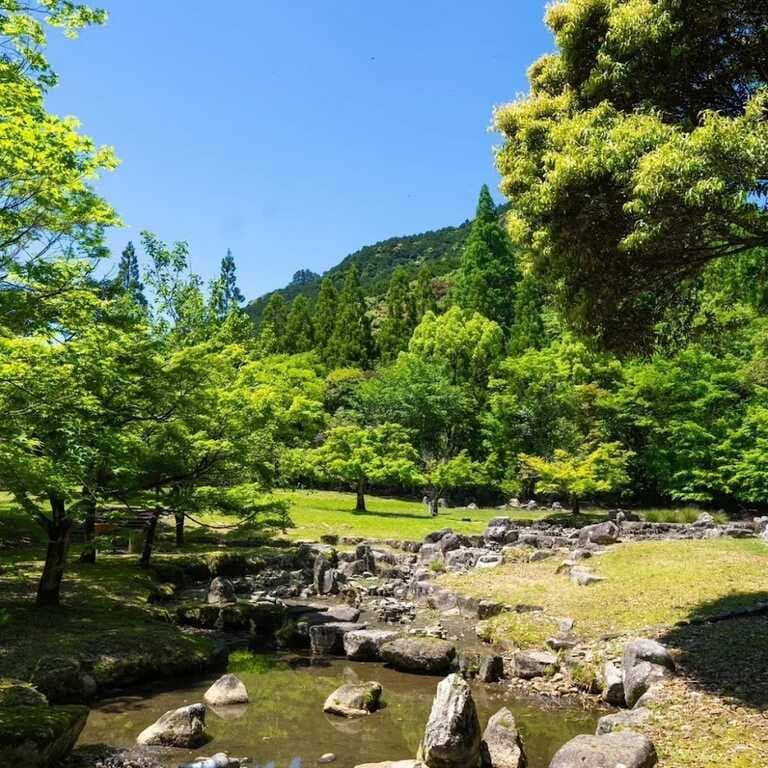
[441, 538, 768, 640]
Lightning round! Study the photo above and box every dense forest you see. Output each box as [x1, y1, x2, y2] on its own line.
[1, 0, 767, 612]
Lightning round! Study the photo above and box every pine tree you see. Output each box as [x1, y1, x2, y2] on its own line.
[217, 249, 245, 317]
[327, 267, 374, 368]
[414, 262, 437, 320]
[284, 295, 315, 354]
[258, 292, 288, 352]
[377, 266, 417, 361]
[455, 185, 520, 332]
[507, 272, 546, 354]
[313, 277, 338, 360]
[115, 241, 146, 307]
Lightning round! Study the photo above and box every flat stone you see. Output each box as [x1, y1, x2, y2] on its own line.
[514, 651, 558, 679]
[381, 637, 456, 675]
[596, 707, 651, 735]
[549, 731, 657, 768]
[310, 622, 366, 655]
[344, 629, 400, 661]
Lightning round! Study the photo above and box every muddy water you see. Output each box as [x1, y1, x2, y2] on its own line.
[78, 653, 601, 768]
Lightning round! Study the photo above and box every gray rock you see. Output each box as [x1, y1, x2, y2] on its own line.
[31, 657, 97, 704]
[203, 674, 249, 706]
[596, 707, 651, 735]
[514, 651, 558, 679]
[623, 639, 675, 674]
[326, 604, 361, 622]
[477, 655, 505, 684]
[310, 621, 366, 655]
[344, 629, 400, 660]
[569, 567, 605, 586]
[355, 762, 427, 768]
[577, 521, 619, 546]
[207, 576, 236, 605]
[476, 553, 503, 569]
[478, 600, 505, 619]
[418, 674, 481, 768]
[179, 754, 248, 768]
[624, 661, 669, 709]
[419, 542, 443, 566]
[480, 707, 526, 768]
[323, 680, 383, 717]
[381, 637, 456, 675]
[692, 512, 715, 527]
[440, 533, 462, 553]
[136, 703, 207, 747]
[548, 731, 657, 768]
[601, 661, 625, 707]
[314, 552, 339, 595]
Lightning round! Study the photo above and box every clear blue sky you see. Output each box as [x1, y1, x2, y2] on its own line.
[45, 1, 553, 301]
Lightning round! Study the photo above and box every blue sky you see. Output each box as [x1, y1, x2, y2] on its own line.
[46, 1, 553, 300]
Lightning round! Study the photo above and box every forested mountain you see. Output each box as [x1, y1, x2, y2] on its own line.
[245, 218, 472, 324]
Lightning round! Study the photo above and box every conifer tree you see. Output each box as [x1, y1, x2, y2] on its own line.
[258, 292, 288, 352]
[508, 273, 546, 354]
[455, 185, 520, 332]
[377, 266, 416, 361]
[414, 263, 437, 319]
[327, 267, 373, 368]
[115, 241, 146, 307]
[313, 277, 339, 360]
[217, 248, 245, 317]
[284, 295, 315, 354]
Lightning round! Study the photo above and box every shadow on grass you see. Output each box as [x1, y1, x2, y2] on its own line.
[659, 591, 768, 710]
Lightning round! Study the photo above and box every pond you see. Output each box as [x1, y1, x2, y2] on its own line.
[77, 651, 601, 768]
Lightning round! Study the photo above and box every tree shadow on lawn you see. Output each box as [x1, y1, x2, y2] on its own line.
[659, 591, 768, 711]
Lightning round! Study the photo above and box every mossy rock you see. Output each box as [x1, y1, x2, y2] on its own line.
[206, 552, 254, 578]
[0, 679, 47, 707]
[0, 704, 89, 767]
[147, 582, 177, 603]
[176, 603, 222, 629]
[176, 601, 286, 634]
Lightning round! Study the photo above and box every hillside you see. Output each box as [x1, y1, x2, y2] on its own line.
[245, 218, 471, 324]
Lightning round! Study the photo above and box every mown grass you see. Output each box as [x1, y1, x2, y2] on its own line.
[440, 539, 768, 639]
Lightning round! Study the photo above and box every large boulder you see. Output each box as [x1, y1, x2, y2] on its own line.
[203, 674, 249, 706]
[418, 674, 481, 768]
[344, 629, 400, 661]
[310, 621, 366, 655]
[31, 657, 96, 704]
[601, 661, 625, 707]
[513, 651, 558, 680]
[480, 707, 526, 768]
[0, 679, 48, 707]
[548, 731, 657, 768]
[622, 639, 675, 675]
[323, 681, 383, 717]
[313, 552, 339, 595]
[0, 703, 89, 768]
[624, 662, 669, 709]
[381, 637, 456, 675]
[207, 576, 236, 605]
[577, 522, 619, 547]
[136, 702, 207, 747]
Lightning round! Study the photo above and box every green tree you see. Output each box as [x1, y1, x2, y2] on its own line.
[414, 263, 438, 319]
[297, 424, 422, 511]
[507, 272, 546, 354]
[377, 266, 417, 361]
[495, 0, 768, 350]
[423, 452, 486, 516]
[454, 185, 521, 332]
[216, 248, 245, 318]
[327, 266, 373, 368]
[284, 295, 315, 354]
[313, 277, 339, 360]
[258, 292, 288, 353]
[114, 241, 146, 307]
[519, 443, 633, 514]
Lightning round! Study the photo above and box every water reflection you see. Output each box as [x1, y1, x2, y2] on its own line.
[77, 652, 600, 768]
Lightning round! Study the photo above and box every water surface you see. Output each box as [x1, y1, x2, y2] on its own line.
[78, 653, 600, 768]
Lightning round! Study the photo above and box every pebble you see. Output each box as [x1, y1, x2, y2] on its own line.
[318, 754, 336, 764]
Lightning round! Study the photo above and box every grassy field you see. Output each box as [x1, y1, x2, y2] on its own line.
[441, 539, 768, 641]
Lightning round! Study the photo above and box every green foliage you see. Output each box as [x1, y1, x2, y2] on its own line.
[455, 185, 521, 332]
[326, 267, 373, 368]
[507, 272, 546, 354]
[257, 293, 288, 353]
[313, 277, 338, 361]
[284, 295, 315, 354]
[215, 249, 245, 318]
[495, 0, 768, 350]
[377, 266, 417, 361]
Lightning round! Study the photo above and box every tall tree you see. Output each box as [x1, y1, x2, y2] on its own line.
[413, 263, 437, 320]
[454, 185, 521, 332]
[327, 267, 373, 368]
[377, 266, 416, 361]
[115, 241, 146, 307]
[217, 249, 245, 318]
[507, 272, 546, 354]
[284, 295, 315, 354]
[313, 278, 339, 360]
[258, 293, 288, 353]
[495, 0, 768, 350]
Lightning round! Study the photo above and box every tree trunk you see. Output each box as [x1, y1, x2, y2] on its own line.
[79, 494, 96, 564]
[36, 494, 73, 607]
[355, 478, 367, 512]
[139, 507, 161, 570]
[175, 511, 185, 547]
[571, 495, 581, 515]
[429, 488, 440, 517]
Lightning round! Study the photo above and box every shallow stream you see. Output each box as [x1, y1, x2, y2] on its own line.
[77, 652, 601, 768]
